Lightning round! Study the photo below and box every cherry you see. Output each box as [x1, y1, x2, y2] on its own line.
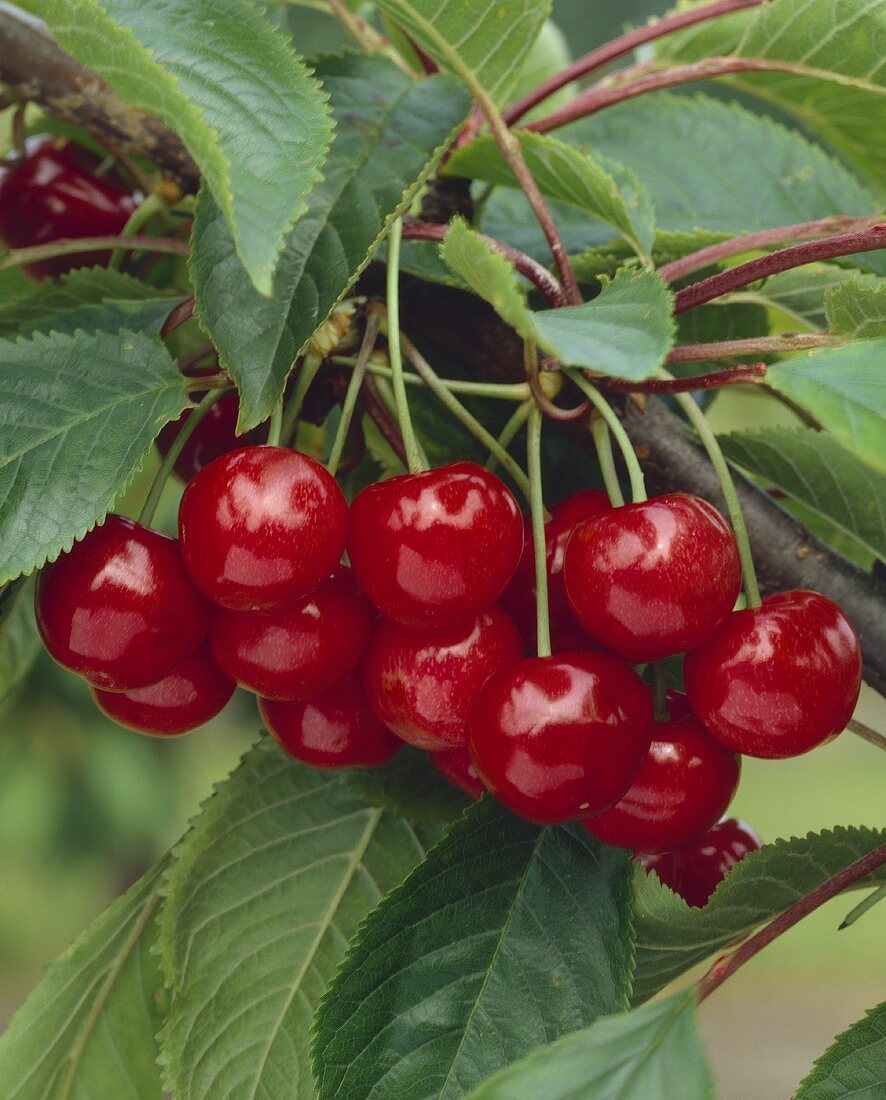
[684, 589, 861, 758]
[90, 643, 234, 736]
[468, 652, 653, 825]
[563, 493, 741, 662]
[362, 607, 523, 751]
[209, 567, 372, 700]
[637, 817, 762, 907]
[347, 461, 523, 627]
[582, 692, 740, 853]
[156, 391, 265, 482]
[259, 670, 400, 769]
[0, 137, 136, 278]
[500, 489, 610, 650]
[430, 745, 485, 799]
[178, 445, 348, 610]
[36, 514, 209, 691]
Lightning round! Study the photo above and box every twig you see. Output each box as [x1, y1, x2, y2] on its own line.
[0, 234, 188, 273]
[848, 719, 886, 752]
[360, 374, 407, 466]
[160, 295, 195, 337]
[668, 334, 841, 362]
[602, 364, 766, 393]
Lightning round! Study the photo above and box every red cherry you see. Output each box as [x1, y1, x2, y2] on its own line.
[0, 137, 136, 278]
[348, 461, 523, 627]
[259, 671, 400, 769]
[684, 590, 861, 758]
[582, 692, 740, 853]
[500, 489, 611, 649]
[468, 652, 653, 825]
[209, 567, 372, 700]
[638, 817, 762, 907]
[563, 493, 741, 662]
[36, 515, 208, 691]
[178, 445, 348, 610]
[362, 607, 523, 751]
[156, 392, 265, 482]
[90, 643, 234, 736]
[430, 745, 485, 799]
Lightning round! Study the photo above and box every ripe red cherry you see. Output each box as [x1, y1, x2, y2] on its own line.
[468, 652, 653, 825]
[156, 392, 265, 482]
[259, 671, 400, 769]
[90, 643, 234, 736]
[500, 489, 611, 651]
[563, 493, 741, 662]
[430, 745, 485, 799]
[362, 607, 523, 751]
[348, 461, 523, 627]
[209, 567, 372, 700]
[35, 515, 208, 691]
[637, 817, 762, 907]
[0, 137, 136, 278]
[178, 445, 348, 610]
[582, 692, 740, 853]
[684, 590, 861, 758]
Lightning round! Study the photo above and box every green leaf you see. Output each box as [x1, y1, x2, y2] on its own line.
[632, 826, 886, 1005]
[728, 265, 871, 331]
[346, 745, 472, 824]
[158, 738, 439, 1100]
[446, 131, 656, 257]
[506, 18, 577, 120]
[0, 577, 39, 713]
[719, 427, 886, 561]
[569, 228, 730, 282]
[0, 859, 165, 1100]
[465, 991, 714, 1100]
[192, 54, 471, 429]
[796, 1002, 886, 1099]
[826, 277, 886, 339]
[0, 328, 187, 584]
[767, 340, 886, 473]
[40, 0, 333, 294]
[312, 799, 634, 1099]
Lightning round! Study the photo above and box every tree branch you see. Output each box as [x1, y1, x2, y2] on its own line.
[601, 364, 766, 393]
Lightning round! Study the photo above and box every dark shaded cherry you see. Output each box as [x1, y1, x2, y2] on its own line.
[156, 392, 265, 482]
[259, 670, 400, 769]
[563, 493, 741, 662]
[348, 461, 523, 627]
[0, 137, 136, 278]
[637, 817, 762, 907]
[684, 590, 861, 758]
[178, 445, 348, 610]
[500, 489, 610, 650]
[209, 567, 372, 700]
[362, 607, 523, 751]
[468, 652, 653, 825]
[582, 692, 740, 853]
[35, 514, 209, 691]
[90, 643, 234, 736]
[430, 745, 485, 799]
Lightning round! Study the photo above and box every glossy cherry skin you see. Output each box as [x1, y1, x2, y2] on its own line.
[430, 745, 486, 799]
[259, 671, 400, 769]
[209, 567, 372, 701]
[35, 515, 209, 691]
[156, 392, 265, 482]
[347, 461, 523, 627]
[0, 137, 136, 278]
[178, 445, 349, 610]
[563, 493, 742, 662]
[468, 652, 653, 825]
[684, 590, 861, 758]
[582, 692, 740, 853]
[362, 607, 523, 751]
[637, 817, 762, 907]
[90, 643, 234, 736]
[500, 489, 611, 650]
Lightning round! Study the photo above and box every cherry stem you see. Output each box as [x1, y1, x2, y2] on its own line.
[652, 662, 669, 723]
[0, 234, 189, 273]
[527, 405, 552, 659]
[331, 355, 531, 400]
[137, 387, 228, 526]
[386, 218, 426, 473]
[847, 719, 886, 753]
[839, 884, 886, 930]
[327, 313, 380, 477]
[266, 402, 284, 448]
[567, 370, 647, 503]
[602, 364, 767, 394]
[697, 844, 886, 1003]
[161, 295, 194, 337]
[487, 399, 533, 475]
[280, 353, 323, 445]
[360, 374, 408, 466]
[663, 369, 761, 608]
[504, 0, 765, 126]
[674, 225, 886, 314]
[667, 335, 840, 364]
[590, 416, 624, 507]
[109, 190, 167, 271]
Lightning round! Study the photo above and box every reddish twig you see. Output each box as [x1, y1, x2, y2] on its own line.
[360, 374, 408, 466]
[697, 844, 886, 1003]
[601, 364, 766, 393]
[160, 295, 195, 337]
[667, 334, 840, 363]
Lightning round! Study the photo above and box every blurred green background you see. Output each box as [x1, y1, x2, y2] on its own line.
[1, 3, 883, 1099]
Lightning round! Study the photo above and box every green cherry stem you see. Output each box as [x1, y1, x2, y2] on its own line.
[327, 312, 380, 477]
[266, 401, 284, 448]
[386, 218, 426, 473]
[527, 405, 552, 659]
[0, 234, 189, 273]
[487, 399, 533, 474]
[839, 883, 886, 930]
[109, 190, 167, 270]
[590, 416, 624, 507]
[138, 387, 228, 526]
[567, 370, 647, 503]
[330, 355, 531, 400]
[280, 353, 323, 445]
